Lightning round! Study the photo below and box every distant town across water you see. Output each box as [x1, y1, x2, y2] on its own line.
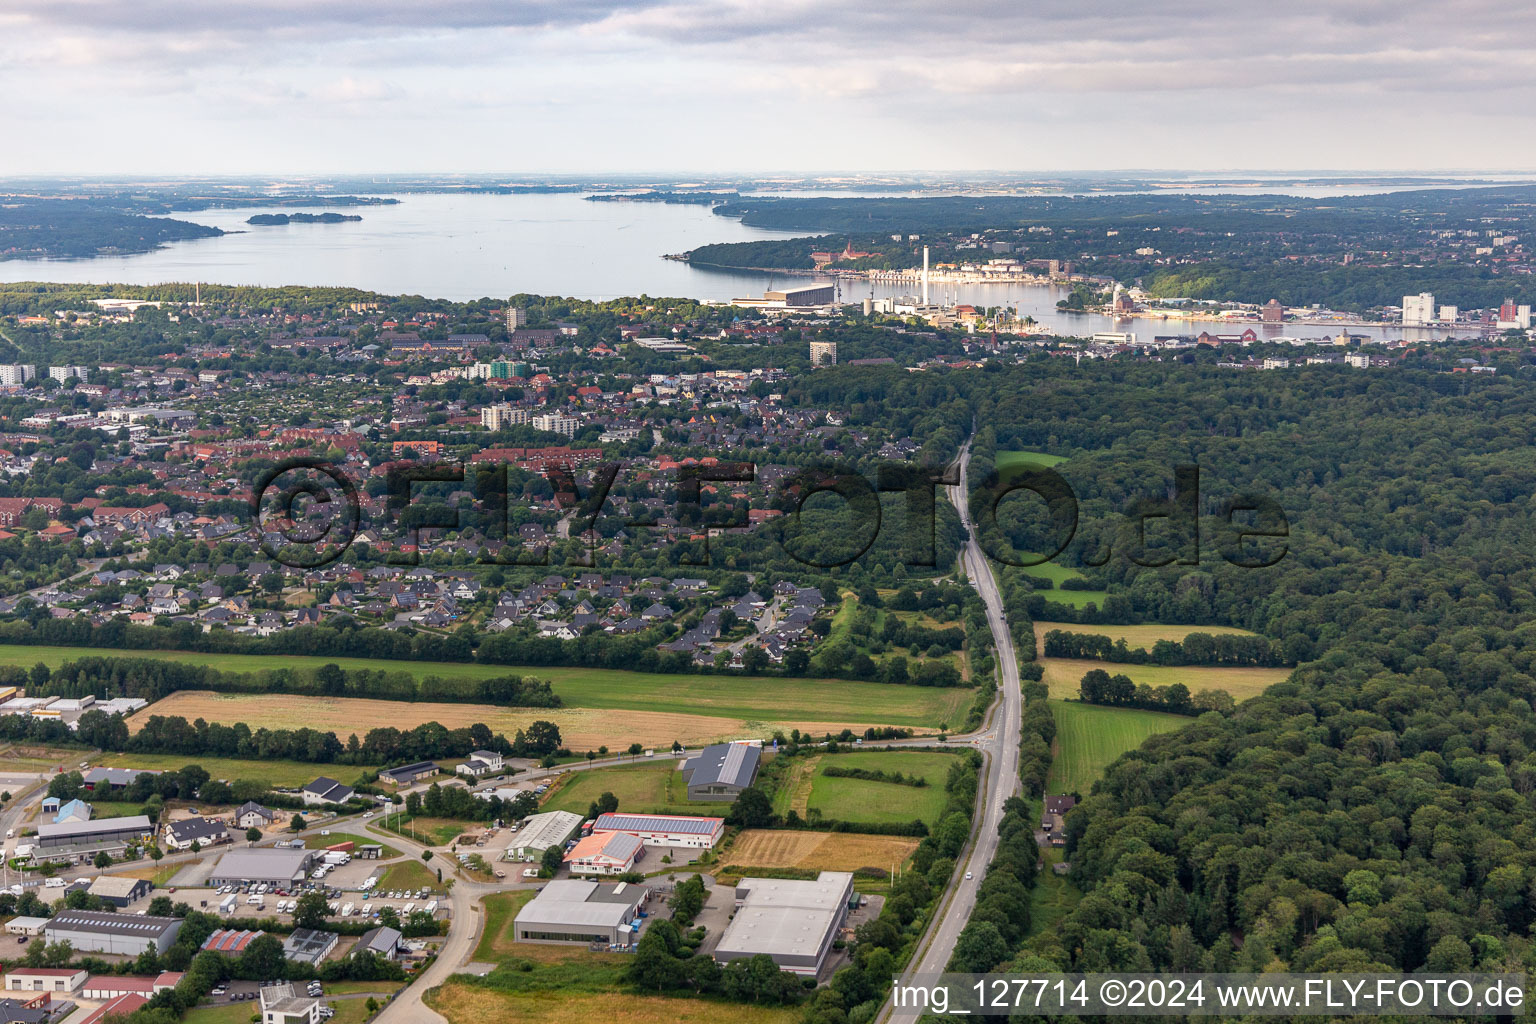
[0, 191, 1455, 342]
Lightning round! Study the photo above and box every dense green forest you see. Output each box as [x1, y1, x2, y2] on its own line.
[0, 201, 222, 259]
[796, 359, 1536, 978]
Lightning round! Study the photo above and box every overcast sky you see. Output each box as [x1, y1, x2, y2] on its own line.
[4, 0, 1535, 176]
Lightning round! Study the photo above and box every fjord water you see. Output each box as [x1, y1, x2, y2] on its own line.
[0, 191, 1447, 341]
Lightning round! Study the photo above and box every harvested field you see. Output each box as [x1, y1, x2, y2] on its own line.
[1033, 621, 1261, 650]
[721, 829, 920, 873]
[429, 983, 797, 1024]
[132, 690, 898, 751]
[1037, 658, 1291, 702]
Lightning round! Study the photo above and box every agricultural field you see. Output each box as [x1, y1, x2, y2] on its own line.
[117, 681, 967, 753]
[721, 829, 920, 875]
[785, 750, 959, 827]
[0, 645, 968, 733]
[1033, 620, 1260, 650]
[996, 449, 1069, 468]
[539, 759, 705, 817]
[429, 982, 798, 1024]
[1045, 700, 1188, 796]
[96, 751, 382, 789]
[1037, 656, 1290, 702]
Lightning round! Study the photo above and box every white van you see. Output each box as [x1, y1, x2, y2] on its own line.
[44, 877, 66, 888]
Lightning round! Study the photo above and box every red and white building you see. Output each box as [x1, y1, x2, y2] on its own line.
[589, 813, 724, 850]
[564, 831, 644, 876]
[82, 972, 184, 1000]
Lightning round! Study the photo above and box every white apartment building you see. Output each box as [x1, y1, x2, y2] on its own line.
[533, 413, 579, 437]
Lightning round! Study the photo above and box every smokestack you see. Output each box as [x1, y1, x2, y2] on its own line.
[922, 246, 930, 306]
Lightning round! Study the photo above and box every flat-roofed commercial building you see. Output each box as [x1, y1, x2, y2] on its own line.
[209, 848, 316, 887]
[714, 871, 854, 976]
[3, 967, 88, 993]
[513, 879, 647, 945]
[505, 810, 582, 861]
[45, 909, 183, 956]
[283, 928, 339, 965]
[86, 875, 152, 907]
[36, 815, 153, 849]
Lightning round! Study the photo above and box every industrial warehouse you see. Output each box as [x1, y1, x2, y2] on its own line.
[505, 810, 582, 861]
[714, 871, 856, 976]
[44, 910, 183, 956]
[208, 847, 316, 887]
[513, 880, 649, 945]
[680, 741, 761, 801]
[588, 812, 724, 849]
[34, 815, 154, 859]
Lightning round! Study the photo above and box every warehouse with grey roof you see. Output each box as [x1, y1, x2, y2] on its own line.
[681, 741, 761, 801]
[513, 880, 648, 945]
[714, 871, 854, 976]
[209, 847, 316, 887]
[45, 909, 182, 955]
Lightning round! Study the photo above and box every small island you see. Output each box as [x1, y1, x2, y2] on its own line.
[246, 212, 363, 225]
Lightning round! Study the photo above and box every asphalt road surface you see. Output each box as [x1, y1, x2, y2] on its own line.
[883, 442, 1023, 1022]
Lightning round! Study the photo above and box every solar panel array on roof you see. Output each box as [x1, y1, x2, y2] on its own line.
[592, 813, 722, 835]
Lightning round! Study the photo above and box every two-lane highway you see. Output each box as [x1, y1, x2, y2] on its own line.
[884, 441, 1023, 1022]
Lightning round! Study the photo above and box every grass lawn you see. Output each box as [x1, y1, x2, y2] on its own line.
[1026, 844, 1081, 946]
[1033, 620, 1261, 650]
[0, 645, 969, 734]
[85, 799, 147, 819]
[114, 862, 183, 886]
[377, 858, 441, 892]
[304, 833, 399, 858]
[539, 760, 705, 817]
[322, 981, 404, 997]
[380, 816, 471, 847]
[1045, 700, 1188, 796]
[183, 1004, 256, 1024]
[803, 750, 959, 826]
[326, 999, 375, 1024]
[429, 981, 798, 1024]
[96, 752, 381, 790]
[1038, 657, 1292, 702]
[475, 890, 536, 961]
[1003, 559, 1108, 609]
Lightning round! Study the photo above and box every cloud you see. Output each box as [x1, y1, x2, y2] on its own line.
[4, 0, 1536, 172]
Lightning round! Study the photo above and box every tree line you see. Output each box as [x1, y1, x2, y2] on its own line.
[1042, 628, 1285, 667]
